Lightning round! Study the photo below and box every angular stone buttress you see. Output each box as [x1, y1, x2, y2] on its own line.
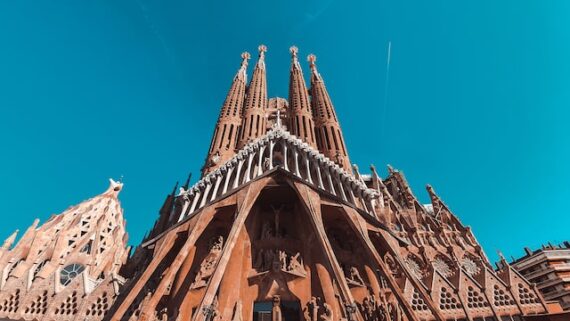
[0, 46, 565, 321]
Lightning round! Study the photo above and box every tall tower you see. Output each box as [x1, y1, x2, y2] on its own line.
[308, 54, 351, 170]
[202, 52, 250, 176]
[288, 46, 317, 148]
[92, 47, 564, 321]
[0, 44, 567, 321]
[237, 45, 268, 149]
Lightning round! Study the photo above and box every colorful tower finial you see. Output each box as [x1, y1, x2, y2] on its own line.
[237, 52, 250, 81]
[258, 44, 267, 57]
[307, 53, 316, 67]
[290, 45, 298, 57]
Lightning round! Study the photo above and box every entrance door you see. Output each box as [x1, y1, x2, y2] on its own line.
[253, 302, 272, 321]
[253, 301, 301, 321]
[280, 301, 301, 321]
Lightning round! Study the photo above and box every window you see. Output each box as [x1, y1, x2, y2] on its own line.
[32, 260, 49, 281]
[60, 263, 85, 286]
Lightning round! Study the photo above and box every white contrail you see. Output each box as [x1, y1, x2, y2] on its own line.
[380, 41, 392, 141]
[386, 41, 392, 71]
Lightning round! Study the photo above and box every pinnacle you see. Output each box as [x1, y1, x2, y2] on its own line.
[289, 45, 298, 57]
[307, 53, 317, 66]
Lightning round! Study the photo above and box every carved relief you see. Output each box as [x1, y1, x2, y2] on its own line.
[191, 236, 224, 289]
[356, 292, 404, 321]
[404, 256, 425, 280]
[253, 249, 306, 277]
[460, 257, 481, 277]
[432, 256, 454, 278]
[344, 266, 365, 287]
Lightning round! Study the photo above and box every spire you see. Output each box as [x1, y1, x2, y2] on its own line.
[203, 52, 250, 176]
[237, 45, 268, 148]
[183, 172, 192, 189]
[288, 46, 317, 148]
[308, 53, 351, 171]
[2, 230, 18, 250]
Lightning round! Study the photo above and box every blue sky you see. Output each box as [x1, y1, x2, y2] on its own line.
[0, 0, 568, 263]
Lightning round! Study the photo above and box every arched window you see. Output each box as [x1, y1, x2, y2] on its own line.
[60, 264, 85, 286]
[32, 260, 49, 282]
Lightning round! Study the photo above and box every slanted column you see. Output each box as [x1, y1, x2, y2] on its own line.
[222, 166, 234, 194]
[268, 140, 275, 170]
[256, 145, 266, 177]
[188, 188, 201, 214]
[177, 194, 191, 222]
[304, 152, 313, 184]
[210, 174, 223, 201]
[233, 159, 245, 188]
[316, 163, 325, 189]
[347, 185, 357, 205]
[293, 147, 301, 177]
[243, 151, 255, 183]
[326, 168, 336, 195]
[199, 182, 213, 208]
[282, 141, 289, 171]
[336, 174, 348, 201]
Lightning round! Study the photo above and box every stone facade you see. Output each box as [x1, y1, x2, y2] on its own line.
[0, 45, 567, 321]
[0, 179, 129, 321]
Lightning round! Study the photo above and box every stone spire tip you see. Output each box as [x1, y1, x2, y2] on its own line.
[241, 52, 251, 64]
[258, 44, 267, 55]
[289, 46, 298, 57]
[307, 54, 317, 67]
[108, 178, 123, 194]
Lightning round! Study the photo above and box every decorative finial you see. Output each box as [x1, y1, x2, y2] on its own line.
[289, 46, 298, 57]
[258, 44, 267, 57]
[241, 52, 251, 65]
[307, 54, 317, 67]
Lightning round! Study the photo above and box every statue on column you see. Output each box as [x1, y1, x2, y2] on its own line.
[272, 296, 282, 321]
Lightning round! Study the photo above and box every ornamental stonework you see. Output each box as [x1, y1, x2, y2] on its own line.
[0, 45, 566, 321]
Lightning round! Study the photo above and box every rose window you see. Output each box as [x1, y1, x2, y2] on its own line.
[433, 258, 452, 277]
[60, 263, 85, 286]
[405, 257, 424, 279]
[461, 257, 481, 276]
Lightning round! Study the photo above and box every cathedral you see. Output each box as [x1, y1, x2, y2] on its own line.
[0, 45, 566, 321]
